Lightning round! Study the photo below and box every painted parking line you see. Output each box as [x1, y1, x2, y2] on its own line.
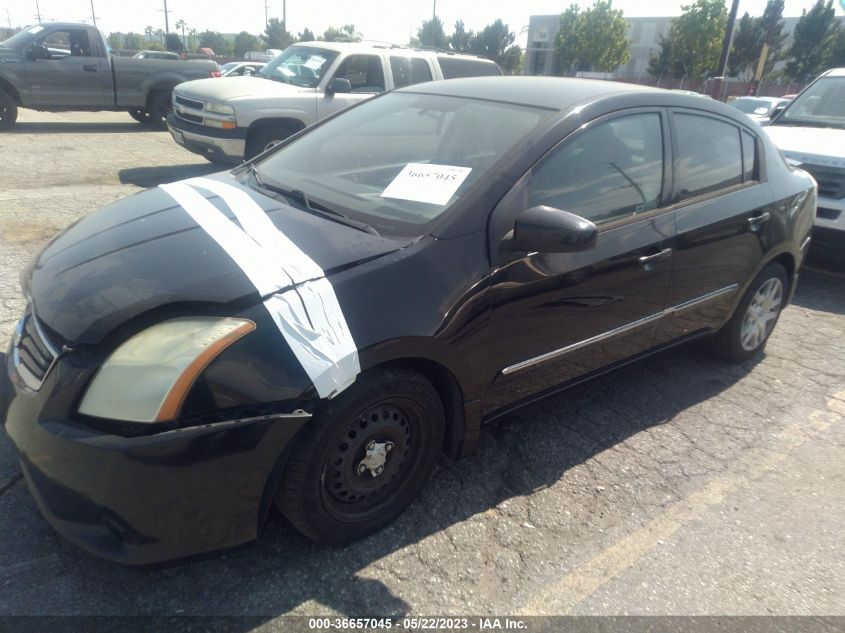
[517, 389, 845, 615]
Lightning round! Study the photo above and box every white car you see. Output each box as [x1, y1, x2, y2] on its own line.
[220, 61, 265, 77]
[764, 68, 845, 248]
[730, 96, 790, 124]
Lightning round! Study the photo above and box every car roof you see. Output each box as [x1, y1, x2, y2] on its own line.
[823, 68, 845, 77]
[398, 76, 667, 109]
[292, 40, 495, 63]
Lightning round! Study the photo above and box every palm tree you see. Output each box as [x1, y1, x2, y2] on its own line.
[154, 28, 164, 44]
[174, 19, 186, 48]
[188, 27, 198, 52]
[144, 25, 153, 41]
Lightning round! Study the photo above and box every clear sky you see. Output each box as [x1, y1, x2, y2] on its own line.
[4, 0, 843, 47]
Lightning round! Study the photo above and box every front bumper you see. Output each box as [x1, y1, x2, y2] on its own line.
[3, 347, 310, 565]
[166, 114, 247, 164]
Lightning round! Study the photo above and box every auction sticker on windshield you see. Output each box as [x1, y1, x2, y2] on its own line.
[381, 163, 472, 206]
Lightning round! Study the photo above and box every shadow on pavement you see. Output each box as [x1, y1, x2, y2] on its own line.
[792, 258, 845, 316]
[11, 122, 159, 134]
[118, 163, 222, 188]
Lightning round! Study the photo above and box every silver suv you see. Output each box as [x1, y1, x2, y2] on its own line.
[166, 41, 501, 163]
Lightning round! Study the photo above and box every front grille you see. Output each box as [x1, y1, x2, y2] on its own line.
[178, 111, 203, 124]
[802, 163, 845, 199]
[817, 207, 842, 220]
[174, 95, 203, 111]
[13, 308, 60, 390]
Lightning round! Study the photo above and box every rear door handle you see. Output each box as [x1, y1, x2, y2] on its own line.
[83, 64, 98, 72]
[747, 211, 771, 232]
[638, 248, 673, 268]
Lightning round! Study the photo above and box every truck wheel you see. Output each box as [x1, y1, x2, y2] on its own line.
[246, 124, 297, 159]
[146, 91, 172, 129]
[128, 108, 151, 124]
[0, 90, 18, 131]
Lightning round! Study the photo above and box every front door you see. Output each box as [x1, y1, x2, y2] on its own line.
[317, 53, 387, 119]
[484, 110, 676, 414]
[22, 27, 110, 107]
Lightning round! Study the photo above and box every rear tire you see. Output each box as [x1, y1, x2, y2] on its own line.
[146, 90, 172, 129]
[128, 108, 151, 124]
[276, 365, 445, 544]
[712, 263, 787, 362]
[245, 124, 297, 159]
[0, 90, 18, 131]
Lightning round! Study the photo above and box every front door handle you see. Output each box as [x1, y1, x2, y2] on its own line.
[638, 247, 673, 269]
[747, 211, 771, 232]
[83, 64, 98, 72]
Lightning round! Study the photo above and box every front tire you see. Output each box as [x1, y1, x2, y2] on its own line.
[0, 90, 18, 131]
[712, 262, 787, 362]
[277, 365, 445, 544]
[245, 124, 297, 159]
[146, 90, 172, 129]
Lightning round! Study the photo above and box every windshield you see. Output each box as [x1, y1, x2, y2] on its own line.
[732, 98, 775, 115]
[0, 26, 41, 48]
[257, 46, 338, 87]
[253, 92, 554, 236]
[220, 62, 239, 72]
[779, 76, 845, 129]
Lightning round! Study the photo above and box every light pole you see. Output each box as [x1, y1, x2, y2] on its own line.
[431, 0, 437, 47]
[163, 0, 170, 33]
[90, 0, 97, 26]
[35, 0, 42, 23]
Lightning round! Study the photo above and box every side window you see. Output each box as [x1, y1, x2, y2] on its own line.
[390, 56, 433, 88]
[333, 55, 385, 93]
[675, 113, 742, 200]
[41, 29, 93, 58]
[741, 130, 757, 182]
[526, 113, 664, 226]
[437, 56, 501, 79]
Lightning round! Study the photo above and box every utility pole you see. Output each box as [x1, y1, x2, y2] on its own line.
[283, 0, 287, 34]
[35, 0, 42, 23]
[751, 3, 781, 96]
[163, 0, 170, 33]
[264, 0, 269, 28]
[711, 0, 740, 100]
[6, 9, 12, 29]
[90, 0, 97, 26]
[431, 0, 437, 47]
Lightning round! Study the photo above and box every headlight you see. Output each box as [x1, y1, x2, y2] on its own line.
[204, 101, 234, 116]
[78, 317, 255, 423]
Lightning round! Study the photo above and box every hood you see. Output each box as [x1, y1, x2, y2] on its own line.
[175, 75, 309, 101]
[763, 125, 845, 167]
[27, 173, 408, 345]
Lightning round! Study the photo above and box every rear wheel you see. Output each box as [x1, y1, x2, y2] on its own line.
[128, 108, 151, 124]
[276, 365, 445, 544]
[245, 124, 298, 159]
[0, 90, 18, 131]
[146, 90, 172, 129]
[712, 263, 787, 362]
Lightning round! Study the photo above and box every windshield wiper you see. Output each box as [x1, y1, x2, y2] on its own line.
[244, 165, 380, 236]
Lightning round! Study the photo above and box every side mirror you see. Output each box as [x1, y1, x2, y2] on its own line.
[326, 77, 352, 96]
[509, 205, 598, 253]
[26, 44, 49, 61]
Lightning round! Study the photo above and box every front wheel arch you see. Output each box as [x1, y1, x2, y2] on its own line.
[245, 118, 306, 159]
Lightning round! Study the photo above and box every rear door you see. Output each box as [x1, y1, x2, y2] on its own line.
[22, 27, 110, 107]
[483, 109, 676, 414]
[653, 110, 770, 345]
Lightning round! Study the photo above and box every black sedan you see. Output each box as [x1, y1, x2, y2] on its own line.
[3, 77, 816, 564]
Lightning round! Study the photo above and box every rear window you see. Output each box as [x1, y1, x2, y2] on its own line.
[675, 113, 743, 200]
[436, 56, 501, 79]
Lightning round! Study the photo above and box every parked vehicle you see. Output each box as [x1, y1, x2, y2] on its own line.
[0, 23, 220, 130]
[244, 49, 282, 62]
[166, 41, 501, 163]
[132, 50, 181, 60]
[220, 61, 266, 77]
[730, 96, 789, 123]
[4, 77, 815, 564]
[764, 68, 845, 248]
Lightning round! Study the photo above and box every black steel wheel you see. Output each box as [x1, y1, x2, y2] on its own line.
[128, 108, 151, 124]
[146, 90, 172, 129]
[276, 365, 445, 543]
[0, 90, 17, 131]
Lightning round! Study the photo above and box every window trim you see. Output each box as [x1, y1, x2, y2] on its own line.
[667, 108, 765, 211]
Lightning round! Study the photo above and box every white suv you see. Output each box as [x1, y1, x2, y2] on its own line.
[166, 41, 501, 163]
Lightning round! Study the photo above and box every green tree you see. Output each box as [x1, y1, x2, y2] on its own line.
[322, 24, 361, 42]
[145, 40, 165, 51]
[830, 27, 845, 67]
[165, 32, 182, 52]
[124, 32, 144, 50]
[648, 0, 727, 79]
[107, 32, 123, 50]
[468, 19, 522, 74]
[199, 30, 231, 55]
[234, 31, 261, 57]
[188, 28, 198, 52]
[144, 26, 154, 41]
[417, 17, 448, 49]
[554, 1, 630, 75]
[785, 0, 841, 82]
[728, 1, 786, 80]
[449, 20, 473, 52]
[298, 27, 316, 42]
[264, 17, 293, 49]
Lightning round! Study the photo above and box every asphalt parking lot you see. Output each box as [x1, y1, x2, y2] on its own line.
[1, 110, 844, 619]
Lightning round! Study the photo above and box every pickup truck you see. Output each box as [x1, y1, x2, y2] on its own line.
[0, 22, 220, 130]
[166, 41, 501, 162]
